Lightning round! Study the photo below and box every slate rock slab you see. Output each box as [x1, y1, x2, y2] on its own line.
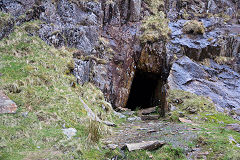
[0, 91, 17, 114]
[122, 140, 165, 151]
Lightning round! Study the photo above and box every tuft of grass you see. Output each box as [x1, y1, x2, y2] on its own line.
[214, 56, 235, 65]
[87, 120, 102, 143]
[182, 20, 205, 35]
[140, 0, 171, 43]
[140, 12, 171, 43]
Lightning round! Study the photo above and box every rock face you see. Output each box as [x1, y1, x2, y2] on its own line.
[168, 56, 240, 119]
[0, 0, 239, 114]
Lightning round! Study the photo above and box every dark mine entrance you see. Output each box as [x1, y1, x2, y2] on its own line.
[125, 70, 162, 110]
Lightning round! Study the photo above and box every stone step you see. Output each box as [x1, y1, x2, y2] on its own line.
[122, 140, 165, 151]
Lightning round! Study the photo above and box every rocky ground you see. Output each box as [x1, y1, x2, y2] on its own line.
[103, 119, 198, 151]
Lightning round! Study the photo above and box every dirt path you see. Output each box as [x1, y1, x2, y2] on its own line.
[103, 119, 199, 152]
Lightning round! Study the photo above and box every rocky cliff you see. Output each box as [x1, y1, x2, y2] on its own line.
[0, 0, 239, 118]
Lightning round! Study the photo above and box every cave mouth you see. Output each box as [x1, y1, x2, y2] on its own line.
[125, 70, 162, 110]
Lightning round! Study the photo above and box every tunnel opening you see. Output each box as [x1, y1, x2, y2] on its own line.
[125, 70, 163, 110]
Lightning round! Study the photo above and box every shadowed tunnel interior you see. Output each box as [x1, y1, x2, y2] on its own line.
[125, 70, 162, 110]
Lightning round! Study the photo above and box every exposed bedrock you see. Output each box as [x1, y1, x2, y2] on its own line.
[168, 56, 240, 120]
[0, 0, 239, 114]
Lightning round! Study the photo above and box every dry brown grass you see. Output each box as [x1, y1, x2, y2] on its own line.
[87, 120, 102, 143]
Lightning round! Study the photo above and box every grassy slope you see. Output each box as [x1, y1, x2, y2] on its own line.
[0, 20, 116, 160]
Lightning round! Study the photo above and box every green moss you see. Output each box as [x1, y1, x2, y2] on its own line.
[182, 20, 205, 34]
[140, 12, 171, 43]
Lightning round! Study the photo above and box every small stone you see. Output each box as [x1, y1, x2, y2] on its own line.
[205, 114, 214, 116]
[21, 112, 28, 117]
[188, 108, 198, 114]
[137, 128, 148, 131]
[147, 129, 157, 133]
[107, 144, 118, 150]
[170, 104, 176, 111]
[123, 111, 135, 116]
[113, 111, 126, 119]
[62, 128, 77, 139]
[103, 121, 116, 127]
[103, 140, 112, 144]
[127, 116, 141, 122]
[179, 118, 193, 124]
[138, 107, 156, 115]
[192, 148, 199, 151]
